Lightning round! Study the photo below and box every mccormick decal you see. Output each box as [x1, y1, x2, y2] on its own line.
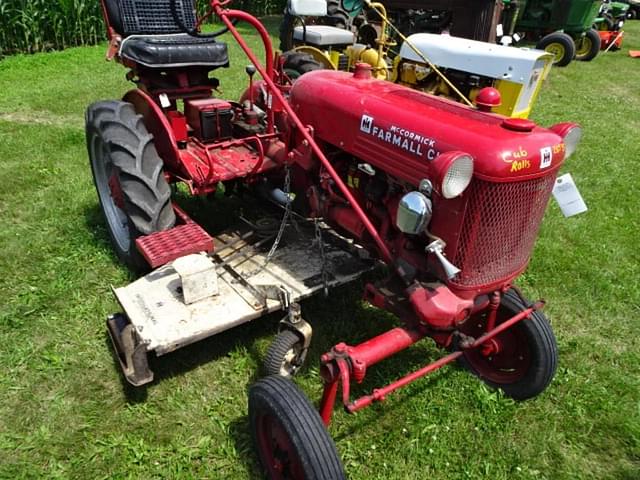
[360, 114, 440, 160]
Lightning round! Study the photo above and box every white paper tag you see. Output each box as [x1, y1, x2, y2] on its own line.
[552, 173, 587, 217]
[496, 23, 504, 37]
[159, 93, 171, 108]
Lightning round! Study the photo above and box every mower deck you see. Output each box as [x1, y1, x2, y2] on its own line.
[108, 218, 375, 386]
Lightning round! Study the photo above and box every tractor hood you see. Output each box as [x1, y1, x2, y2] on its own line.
[290, 69, 567, 185]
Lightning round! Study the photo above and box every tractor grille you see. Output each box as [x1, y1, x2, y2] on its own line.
[121, 0, 197, 35]
[450, 174, 557, 288]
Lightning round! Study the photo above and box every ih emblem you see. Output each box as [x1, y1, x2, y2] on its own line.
[360, 114, 373, 134]
[540, 146, 553, 169]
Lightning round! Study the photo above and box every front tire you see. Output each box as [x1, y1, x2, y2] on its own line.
[249, 376, 345, 480]
[458, 289, 558, 400]
[86, 101, 175, 270]
[575, 29, 601, 61]
[536, 32, 576, 67]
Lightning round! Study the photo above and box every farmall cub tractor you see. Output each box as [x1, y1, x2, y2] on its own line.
[88, 0, 581, 477]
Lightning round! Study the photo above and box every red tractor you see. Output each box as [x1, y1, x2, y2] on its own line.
[88, 0, 582, 478]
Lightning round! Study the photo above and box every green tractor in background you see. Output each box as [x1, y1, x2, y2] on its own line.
[618, 0, 640, 19]
[501, 0, 603, 66]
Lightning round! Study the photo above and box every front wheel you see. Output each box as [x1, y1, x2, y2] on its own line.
[536, 32, 576, 67]
[249, 376, 345, 480]
[575, 29, 601, 61]
[458, 289, 558, 400]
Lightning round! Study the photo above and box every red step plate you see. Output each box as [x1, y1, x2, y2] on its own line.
[136, 223, 214, 268]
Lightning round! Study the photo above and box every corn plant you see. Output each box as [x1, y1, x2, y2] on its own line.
[0, 0, 286, 57]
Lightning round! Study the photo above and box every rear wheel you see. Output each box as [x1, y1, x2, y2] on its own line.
[86, 101, 175, 270]
[458, 289, 558, 400]
[281, 51, 324, 80]
[249, 376, 345, 480]
[536, 32, 576, 67]
[575, 29, 601, 61]
[627, 9, 637, 20]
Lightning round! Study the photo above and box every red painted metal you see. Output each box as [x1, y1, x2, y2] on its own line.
[167, 111, 188, 143]
[290, 70, 567, 184]
[318, 302, 543, 416]
[255, 412, 306, 479]
[407, 283, 474, 330]
[448, 174, 557, 291]
[136, 223, 214, 268]
[475, 87, 502, 110]
[123, 89, 182, 174]
[346, 350, 463, 413]
[349, 327, 426, 372]
[212, 2, 393, 263]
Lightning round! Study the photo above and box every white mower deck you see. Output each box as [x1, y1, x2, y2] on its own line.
[108, 219, 374, 385]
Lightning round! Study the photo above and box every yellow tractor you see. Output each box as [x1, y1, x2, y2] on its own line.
[280, 0, 554, 118]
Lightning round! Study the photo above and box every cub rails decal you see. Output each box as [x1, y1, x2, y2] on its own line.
[359, 114, 440, 160]
[503, 146, 531, 173]
[502, 143, 565, 174]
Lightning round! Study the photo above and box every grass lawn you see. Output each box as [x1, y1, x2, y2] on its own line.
[1, 16, 639, 479]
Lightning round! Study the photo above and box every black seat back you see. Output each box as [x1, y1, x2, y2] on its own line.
[103, 0, 197, 37]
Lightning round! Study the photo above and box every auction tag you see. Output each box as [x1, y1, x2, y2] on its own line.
[552, 173, 587, 217]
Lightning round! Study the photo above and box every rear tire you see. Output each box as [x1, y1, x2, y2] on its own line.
[86, 101, 175, 271]
[249, 376, 345, 480]
[458, 289, 558, 400]
[575, 29, 601, 61]
[536, 32, 576, 67]
[281, 51, 324, 80]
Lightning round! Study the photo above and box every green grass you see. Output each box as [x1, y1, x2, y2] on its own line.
[1, 18, 639, 479]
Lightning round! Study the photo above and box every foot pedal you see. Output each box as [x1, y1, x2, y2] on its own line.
[136, 223, 214, 268]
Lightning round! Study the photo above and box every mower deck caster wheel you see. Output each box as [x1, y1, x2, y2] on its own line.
[86, 100, 175, 271]
[575, 29, 601, 61]
[536, 32, 576, 67]
[249, 376, 345, 480]
[264, 329, 306, 378]
[458, 288, 558, 400]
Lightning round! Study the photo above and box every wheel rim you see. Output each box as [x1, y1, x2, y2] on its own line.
[280, 345, 302, 377]
[575, 37, 592, 57]
[90, 133, 131, 252]
[461, 312, 533, 384]
[256, 413, 305, 480]
[545, 42, 566, 62]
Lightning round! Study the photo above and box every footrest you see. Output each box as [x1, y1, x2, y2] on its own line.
[136, 223, 214, 268]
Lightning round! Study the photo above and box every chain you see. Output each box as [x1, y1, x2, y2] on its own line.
[314, 218, 329, 297]
[265, 165, 291, 262]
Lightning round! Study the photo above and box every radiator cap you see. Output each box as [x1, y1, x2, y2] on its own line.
[353, 63, 372, 79]
[501, 118, 536, 132]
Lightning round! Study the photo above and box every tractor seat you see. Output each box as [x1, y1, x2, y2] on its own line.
[293, 25, 355, 46]
[119, 34, 229, 69]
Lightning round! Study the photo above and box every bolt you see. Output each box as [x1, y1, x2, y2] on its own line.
[334, 342, 347, 354]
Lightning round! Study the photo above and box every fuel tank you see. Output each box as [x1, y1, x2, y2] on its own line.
[290, 69, 567, 185]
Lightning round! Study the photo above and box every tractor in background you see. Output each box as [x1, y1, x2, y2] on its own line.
[88, 0, 582, 477]
[501, 0, 603, 65]
[280, 0, 553, 118]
